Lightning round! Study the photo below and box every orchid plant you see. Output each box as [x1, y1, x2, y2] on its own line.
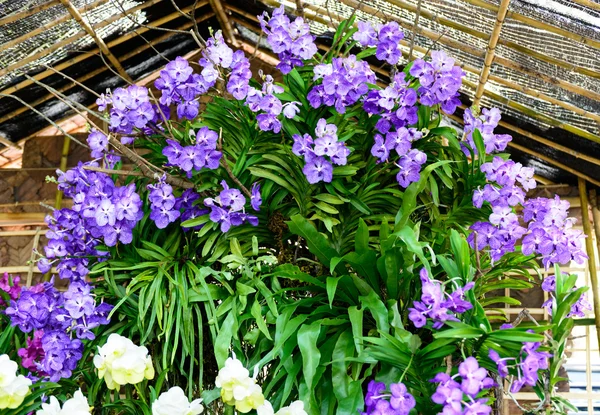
[0, 5, 591, 415]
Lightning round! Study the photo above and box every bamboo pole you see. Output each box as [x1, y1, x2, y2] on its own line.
[208, 0, 238, 46]
[460, 0, 600, 50]
[0, 0, 164, 80]
[0, 230, 49, 237]
[0, 0, 60, 26]
[58, 0, 133, 82]
[577, 178, 600, 356]
[0, 0, 110, 51]
[386, 0, 600, 80]
[473, 0, 510, 107]
[0, 266, 57, 274]
[0, 213, 48, 227]
[0, 4, 210, 125]
[337, 0, 600, 103]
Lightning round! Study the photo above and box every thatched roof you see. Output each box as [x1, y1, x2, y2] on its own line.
[1, 0, 600, 186]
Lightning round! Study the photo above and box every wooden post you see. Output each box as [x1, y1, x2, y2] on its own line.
[209, 0, 238, 46]
[473, 0, 511, 107]
[578, 178, 600, 356]
[27, 227, 43, 287]
[58, 0, 133, 83]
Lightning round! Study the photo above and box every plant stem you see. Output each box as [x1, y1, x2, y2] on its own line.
[217, 128, 252, 198]
[399, 354, 414, 383]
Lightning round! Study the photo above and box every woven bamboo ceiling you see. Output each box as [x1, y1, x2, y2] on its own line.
[1, 0, 600, 187]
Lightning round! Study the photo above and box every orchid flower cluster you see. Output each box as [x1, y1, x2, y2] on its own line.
[203, 181, 261, 232]
[36, 389, 91, 415]
[0, 354, 32, 410]
[362, 380, 416, 415]
[259, 6, 317, 74]
[162, 126, 222, 176]
[93, 333, 154, 390]
[308, 56, 376, 113]
[0, 272, 21, 306]
[5, 280, 112, 381]
[462, 108, 511, 155]
[541, 273, 591, 318]
[152, 386, 204, 415]
[292, 118, 350, 183]
[489, 336, 551, 393]
[96, 85, 158, 144]
[216, 353, 307, 415]
[431, 357, 495, 415]
[353, 21, 404, 65]
[408, 269, 474, 329]
[245, 73, 293, 133]
[469, 139, 586, 266]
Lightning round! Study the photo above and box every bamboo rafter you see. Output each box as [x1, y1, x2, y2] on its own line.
[58, 0, 133, 82]
[570, 0, 600, 12]
[472, 0, 511, 107]
[0, 7, 213, 126]
[0, 1, 207, 100]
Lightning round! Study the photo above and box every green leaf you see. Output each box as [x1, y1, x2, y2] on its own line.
[298, 322, 322, 391]
[326, 276, 342, 308]
[251, 299, 272, 340]
[287, 214, 340, 266]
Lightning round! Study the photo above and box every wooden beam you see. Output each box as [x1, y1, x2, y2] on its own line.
[473, 0, 511, 107]
[0, 0, 60, 26]
[0, 230, 49, 237]
[0, 213, 47, 227]
[58, 0, 132, 82]
[577, 178, 600, 357]
[208, 0, 239, 46]
[0, 0, 110, 51]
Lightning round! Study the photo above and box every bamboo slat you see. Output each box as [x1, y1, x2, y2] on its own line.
[337, 0, 600, 103]
[0, 0, 110, 51]
[0, 266, 56, 274]
[0, 0, 60, 26]
[570, 0, 600, 12]
[386, 0, 600, 80]
[473, 0, 511, 107]
[58, 0, 133, 82]
[461, 0, 600, 50]
[0, 213, 47, 227]
[577, 178, 600, 356]
[0, 230, 49, 237]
